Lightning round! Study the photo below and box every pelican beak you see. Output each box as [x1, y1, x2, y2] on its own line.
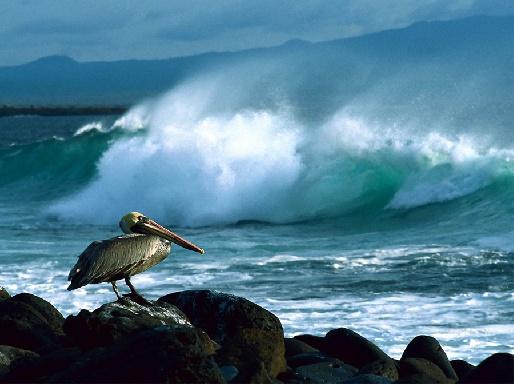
[132, 220, 205, 254]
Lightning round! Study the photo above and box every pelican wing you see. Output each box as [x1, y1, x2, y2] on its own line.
[67, 234, 163, 290]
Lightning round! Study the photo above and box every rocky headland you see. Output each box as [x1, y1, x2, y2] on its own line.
[0, 288, 511, 383]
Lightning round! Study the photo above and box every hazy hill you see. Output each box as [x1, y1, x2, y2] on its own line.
[0, 15, 512, 108]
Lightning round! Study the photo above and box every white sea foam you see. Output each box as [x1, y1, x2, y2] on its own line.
[73, 122, 106, 136]
[112, 104, 150, 131]
[257, 254, 305, 265]
[272, 291, 514, 363]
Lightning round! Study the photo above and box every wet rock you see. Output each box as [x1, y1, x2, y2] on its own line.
[2, 346, 81, 382]
[285, 337, 319, 357]
[398, 358, 454, 383]
[396, 374, 453, 384]
[277, 367, 307, 384]
[0, 288, 10, 301]
[63, 297, 192, 349]
[49, 325, 225, 383]
[0, 293, 65, 352]
[359, 358, 399, 381]
[293, 334, 326, 351]
[160, 289, 286, 381]
[323, 328, 392, 369]
[220, 365, 239, 382]
[287, 352, 346, 369]
[0, 345, 39, 376]
[342, 373, 393, 383]
[460, 353, 514, 384]
[295, 362, 357, 384]
[450, 359, 474, 380]
[400, 335, 457, 380]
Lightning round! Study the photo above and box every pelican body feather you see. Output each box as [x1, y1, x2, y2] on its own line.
[67, 234, 171, 290]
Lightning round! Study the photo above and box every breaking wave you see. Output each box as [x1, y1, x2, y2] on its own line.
[23, 80, 512, 227]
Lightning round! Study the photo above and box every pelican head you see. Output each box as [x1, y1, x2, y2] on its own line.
[119, 211, 204, 254]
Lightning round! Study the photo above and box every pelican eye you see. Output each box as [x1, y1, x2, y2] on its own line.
[140, 216, 150, 223]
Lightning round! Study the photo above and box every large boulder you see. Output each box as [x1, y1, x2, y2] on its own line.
[460, 353, 514, 384]
[159, 290, 286, 382]
[0, 293, 65, 352]
[285, 337, 319, 358]
[295, 362, 357, 383]
[359, 358, 399, 381]
[293, 334, 326, 351]
[0, 345, 39, 377]
[287, 352, 347, 369]
[398, 357, 455, 383]
[49, 325, 225, 383]
[1, 347, 81, 382]
[322, 328, 392, 369]
[450, 359, 474, 380]
[400, 336, 457, 381]
[63, 297, 194, 349]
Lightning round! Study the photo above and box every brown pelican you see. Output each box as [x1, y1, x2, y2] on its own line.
[67, 211, 204, 301]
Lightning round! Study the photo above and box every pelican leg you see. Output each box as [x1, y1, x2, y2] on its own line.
[124, 276, 151, 305]
[111, 281, 122, 300]
[124, 276, 140, 295]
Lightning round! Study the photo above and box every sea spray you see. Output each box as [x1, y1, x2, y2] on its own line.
[49, 106, 303, 226]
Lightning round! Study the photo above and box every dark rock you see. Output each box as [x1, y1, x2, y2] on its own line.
[323, 328, 392, 369]
[2, 346, 81, 382]
[0, 288, 10, 301]
[159, 289, 286, 381]
[342, 373, 393, 383]
[460, 353, 514, 384]
[396, 374, 453, 383]
[293, 334, 326, 351]
[48, 325, 225, 383]
[0, 345, 39, 376]
[63, 297, 193, 349]
[0, 293, 65, 352]
[359, 358, 398, 381]
[285, 337, 319, 357]
[287, 352, 347, 369]
[399, 358, 454, 383]
[450, 359, 474, 380]
[277, 367, 308, 384]
[295, 362, 357, 383]
[220, 365, 239, 382]
[11, 293, 64, 332]
[400, 335, 457, 380]
[239, 360, 276, 384]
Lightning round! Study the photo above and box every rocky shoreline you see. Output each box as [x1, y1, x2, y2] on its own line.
[0, 288, 511, 383]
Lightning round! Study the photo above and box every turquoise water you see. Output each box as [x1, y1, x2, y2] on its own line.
[1, 92, 513, 364]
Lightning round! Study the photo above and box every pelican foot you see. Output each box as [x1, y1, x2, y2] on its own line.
[122, 292, 152, 306]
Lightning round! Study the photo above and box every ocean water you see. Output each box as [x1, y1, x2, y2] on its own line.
[1, 79, 513, 365]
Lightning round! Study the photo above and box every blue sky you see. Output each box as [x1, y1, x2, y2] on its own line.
[1, 0, 513, 66]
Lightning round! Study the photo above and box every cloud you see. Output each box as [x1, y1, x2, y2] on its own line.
[9, 18, 124, 36]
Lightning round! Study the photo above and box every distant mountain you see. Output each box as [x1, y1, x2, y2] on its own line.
[0, 15, 512, 107]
